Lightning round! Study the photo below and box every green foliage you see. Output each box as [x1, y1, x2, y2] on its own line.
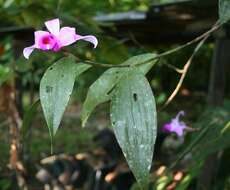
[155, 102, 230, 190]
[0, 65, 12, 86]
[39, 53, 158, 187]
[81, 53, 157, 127]
[0, 38, 14, 86]
[151, 174, 173, 190]
[174, 165, 201, 190]
[0, 0, 151, 30]
[21, 99, 40, 141]
[24, 115, 96, 158]
[173, 102, 230, 168]
[192, 103, 230, 160]
[111, 70, 157, 189]
[40, 56, 91, 141]
[1, 1, 230, 189]
[219, 0, 230, 23]
[0, 179, 11, 190]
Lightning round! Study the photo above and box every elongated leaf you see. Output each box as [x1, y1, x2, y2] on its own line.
[81, 68, 124, 127]
[219, 0, 230, 23]
[111, 70, 157, 189]
[81, 53, 157, 127]
[40, 56, 91, 138]
[21, 99, 40, 140]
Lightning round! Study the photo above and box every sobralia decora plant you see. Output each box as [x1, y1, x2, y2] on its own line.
[22, 1, 230, 189]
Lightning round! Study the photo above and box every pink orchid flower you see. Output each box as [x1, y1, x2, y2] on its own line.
[23, 18, 98, 59]
[162, 111, 187, 137]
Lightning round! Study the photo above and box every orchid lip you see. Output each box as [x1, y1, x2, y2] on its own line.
[38, 34, 58, 50]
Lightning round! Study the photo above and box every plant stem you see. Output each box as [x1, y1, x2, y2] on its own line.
[67, 21, 221, 68]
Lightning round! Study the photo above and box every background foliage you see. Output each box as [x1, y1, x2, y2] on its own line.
[0, 0, 230, 190]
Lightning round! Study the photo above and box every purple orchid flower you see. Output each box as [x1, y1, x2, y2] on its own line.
[23, 18, 98, 59]
[162, 111, 187, 137]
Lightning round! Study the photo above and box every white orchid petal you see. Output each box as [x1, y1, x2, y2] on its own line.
[45, 18, 60, 36]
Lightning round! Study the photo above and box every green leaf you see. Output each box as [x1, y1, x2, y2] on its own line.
[81, 53, 157, 127]
[21, 99, 40, 141]
[110, 70, 157, 189]
[40, 57, 91, 139]
[219, 0, 230, 23]
[81, 67, 124, 127]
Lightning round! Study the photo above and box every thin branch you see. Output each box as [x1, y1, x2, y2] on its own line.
[66, 54, 130, 68]
[161, 61, 184, 74]
[163, 55, 194, 108]
[162, 33, 210, 108]
[65, 21, 221, 69]
[128, 32, 147, 51]
[152, 22, 220, 59]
